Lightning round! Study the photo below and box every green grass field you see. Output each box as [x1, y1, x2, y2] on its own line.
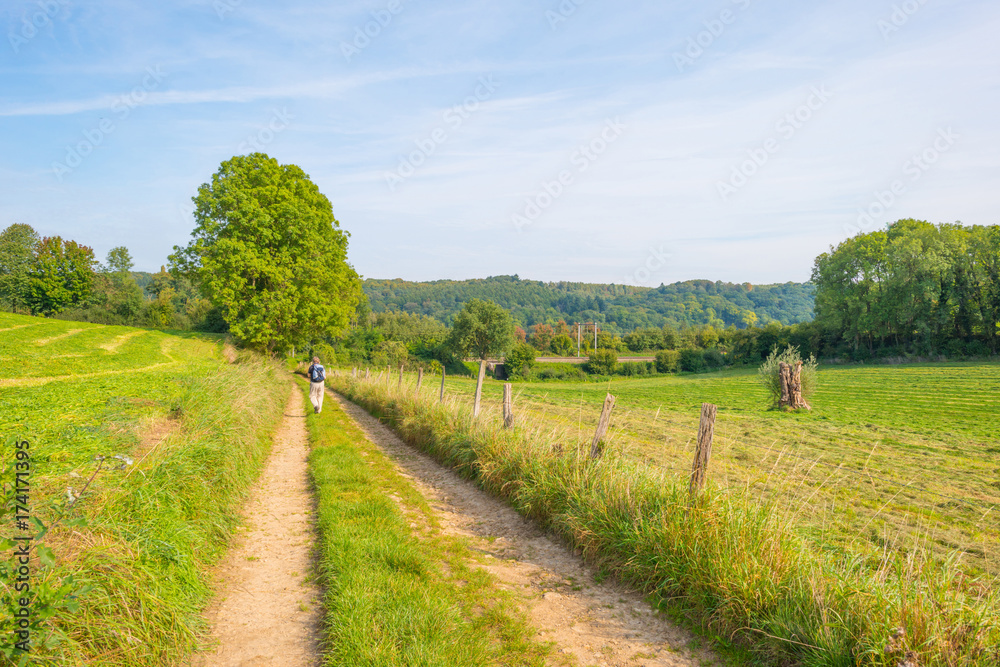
[1, 312, 287, 665]
[379, 362, 1000, 575]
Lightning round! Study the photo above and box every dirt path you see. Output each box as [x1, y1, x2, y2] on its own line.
[193, 386, 321, 667]
[332, 392, 720, 667]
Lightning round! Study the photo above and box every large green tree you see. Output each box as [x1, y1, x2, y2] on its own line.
[447, 298, 516, 361]
[0, 223, 40, 312]
[170, 153, 363, 353]
[447, 298, 515, 416]
[26, 236, 96, 316]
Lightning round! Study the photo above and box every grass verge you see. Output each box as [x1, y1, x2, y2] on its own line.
[298, 377, 552, 667]
[332, 372, 1000, 667]
[1, 314, 288, 665]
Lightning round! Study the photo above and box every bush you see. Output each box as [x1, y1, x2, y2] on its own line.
[618, 361, 651, 376]
[311, 342, 337, 365]
[586, 348, 618, 375]
[703, 347, 725, 369]
[758, 344, 818, 408]
[370, 340, 408, 368]
[550, 334, 575, 357]
[533, 365, 587, 382]
[678, 348, 706, 373]
[505, 342, 537, 379]
[655, 349, 680, 373]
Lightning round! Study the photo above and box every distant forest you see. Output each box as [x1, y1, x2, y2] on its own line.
[362, 276, 816, 331]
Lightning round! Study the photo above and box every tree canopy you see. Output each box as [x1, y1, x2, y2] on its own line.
[26, 236, 96, 316]
[812, 219, 1000, 355]
[447, 298, 516, 360]
[363, 275, 814, 331]
[170, 153, 363, 353]
[0, 223, 40, 312]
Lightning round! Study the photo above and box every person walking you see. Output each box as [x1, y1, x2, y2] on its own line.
[307, 356, 326, 414]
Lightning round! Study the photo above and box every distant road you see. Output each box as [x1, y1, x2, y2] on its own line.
[535, 356, 656, 363]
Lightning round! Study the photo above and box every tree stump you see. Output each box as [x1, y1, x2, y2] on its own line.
[778, 361, 811, 410]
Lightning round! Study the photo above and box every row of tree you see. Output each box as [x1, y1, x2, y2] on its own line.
[363, 275, 815, 332]
[812, 219, 1000, 357]
[0, 223, 226, 331]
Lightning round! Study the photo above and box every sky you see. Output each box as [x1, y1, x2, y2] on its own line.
[1, 0, 998, 286]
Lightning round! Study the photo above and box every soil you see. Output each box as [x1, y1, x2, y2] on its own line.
[332, 391, 721, 667]
[190, 386, 321, 666]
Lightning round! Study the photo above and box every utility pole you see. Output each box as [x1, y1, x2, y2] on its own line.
[575, 322, 599, 356]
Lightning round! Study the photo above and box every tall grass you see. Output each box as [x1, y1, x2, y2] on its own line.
[332, 373, 1000, 667]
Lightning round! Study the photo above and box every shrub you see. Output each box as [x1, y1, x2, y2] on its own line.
[654, 349, 680, 373]
[703, 347, 725, 369]
[586, 348, 618, 375]
[678, 348, 706, 373]
[370, 340, 408, 368]
[550, 334, 575, 357]
[311, 342, 337, 365]
[618, 361, 649, 376]
[505, 342, 537, 379]
[758, 344, 818, 408]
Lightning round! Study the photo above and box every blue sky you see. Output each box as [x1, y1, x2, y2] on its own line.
[1, 0, 997, 286]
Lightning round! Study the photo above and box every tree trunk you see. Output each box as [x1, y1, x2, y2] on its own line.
[473, 359, 486, 417]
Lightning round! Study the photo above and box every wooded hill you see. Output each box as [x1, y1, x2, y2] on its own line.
[362, 276, 815, 331]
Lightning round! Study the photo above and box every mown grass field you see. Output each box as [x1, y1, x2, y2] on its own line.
[1, 312, 287, 665]
[376, 362, 1000, 575]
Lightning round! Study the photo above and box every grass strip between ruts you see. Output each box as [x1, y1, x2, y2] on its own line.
[297, 377, 552, 667]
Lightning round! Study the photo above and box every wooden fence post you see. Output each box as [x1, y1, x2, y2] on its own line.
[473, 359, 486, 417]
[439, 368, 446, 403]
[590, 393, 616, 458]
[415, 367, 424, 394]
[689, 403, 717, 500]
[385, 365, 391, 387]
[398, 364, 404, 390]
[503, 383, 514, 429]
[364, 367, 370, 380]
